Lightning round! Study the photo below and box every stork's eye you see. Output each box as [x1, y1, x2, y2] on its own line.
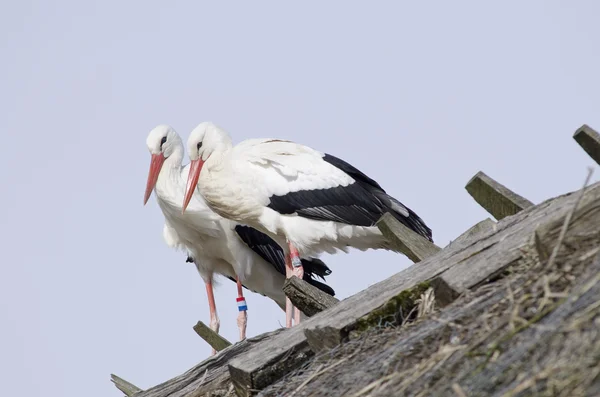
[160, 136, 167, 148]
[197, 142, 202, 150]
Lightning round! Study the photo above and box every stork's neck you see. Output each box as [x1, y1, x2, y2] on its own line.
[204, 141, 233, 174]
[155, 144, 185, 201]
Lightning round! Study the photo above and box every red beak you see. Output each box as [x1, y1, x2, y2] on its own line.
[182, 158, 205, 213]
[143, 153, 166, 205]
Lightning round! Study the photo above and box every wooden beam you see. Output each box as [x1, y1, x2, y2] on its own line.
[228, 327, 314, 397]
[447, 218, 496, 248]
[283, 276, 340, 317]
[127, 329, 283, 397]
[573, 124, 600, 166]
[110, 374, 143, 396]
[465, 171, 534, 221]
[433, 180, 600, 307]
[376, 212, 441, 263]
[193, 321, 232, 352]
[305, 181, 600, 352]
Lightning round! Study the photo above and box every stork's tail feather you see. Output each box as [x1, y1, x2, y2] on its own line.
[301, 257, 335, 296]
[375, 192, 433, 243]
[301, 258, 332, 280]
[302, 276, 336, 296]
[394, 206, 433, 243]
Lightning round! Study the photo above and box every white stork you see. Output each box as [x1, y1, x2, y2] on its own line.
[143, 125, 335, 348]
[181, 122, 433, 327]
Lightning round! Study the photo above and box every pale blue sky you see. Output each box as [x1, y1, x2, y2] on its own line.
[1, 1, 599, 396]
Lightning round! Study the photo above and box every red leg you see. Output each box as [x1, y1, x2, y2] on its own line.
[236, 278, 248, 340]
[284, 254, 294, 327]
[289, 242, 303, 325]
[205, 282, 220, 356]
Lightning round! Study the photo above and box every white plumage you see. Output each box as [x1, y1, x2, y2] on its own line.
[183, 123, 432, 258]
[144, 125, 335, 340]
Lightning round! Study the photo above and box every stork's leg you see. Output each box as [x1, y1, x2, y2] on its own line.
[205, 282, 220, 356]
[284, 256, 294, 328]
[288, 242, 304, 280]
[236, 278, 248, 341]
[289, 243, 304, 325]
[285, 241, 304, 326]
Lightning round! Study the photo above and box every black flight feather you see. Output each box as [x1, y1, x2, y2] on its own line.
[267, 153, 433, 242]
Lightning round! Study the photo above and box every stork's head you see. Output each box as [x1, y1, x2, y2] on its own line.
[143, 124, 181, 205]
[182, 122, 232, 213]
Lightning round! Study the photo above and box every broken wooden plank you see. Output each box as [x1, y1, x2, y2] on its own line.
[377, 212, 442, 263]
[448, 218, 496, 248]
[130, 329, 282, 397]
[283, 276, 340, 317]
[193, 320, 232, 352]
[465, 171, 534, 221]
[432, 180, 600, 307]
[573, 124, 600, 166]
[111, 374, 143, 396]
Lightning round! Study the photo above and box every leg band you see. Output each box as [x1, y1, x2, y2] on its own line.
[236, 297, 248, 312]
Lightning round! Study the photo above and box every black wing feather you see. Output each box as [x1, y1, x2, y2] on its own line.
[234, 225, 335, 296]
[267, 153, 433, 242]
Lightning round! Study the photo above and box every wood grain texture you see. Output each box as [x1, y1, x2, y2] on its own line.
[465, 171, 534, 221]
[131, 330, 282, 397]
[573, 124, 600, 166]
[228, 332, 314, 397]
[111, 374, 143, 396]
[376, 212, 441, 263]
[305, 182, 600, 352]
[448, 218, 496, 248]
[193, 321, 232, 352]
[433, 181, 600, 307]
[283, 276, 339, 317]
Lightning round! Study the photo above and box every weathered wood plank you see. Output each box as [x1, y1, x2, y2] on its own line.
[376, 212, 442, 263]
[534, 172, 599, 266]
[228, 326, 313, 397]
[448, 218, 496, 248]
[432, 181, 600, 307]
[111, 374, 143, 396]
[465, 171, 534, 221]
[434, 218, 497, 306]
[304, 182, 600, 352]
[573, 124, 600, 166]
[283, 276, 340, 317]
[262, 248, 600, 396]
[131, 330, 282, 397]
[193, 320, 232, 352]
